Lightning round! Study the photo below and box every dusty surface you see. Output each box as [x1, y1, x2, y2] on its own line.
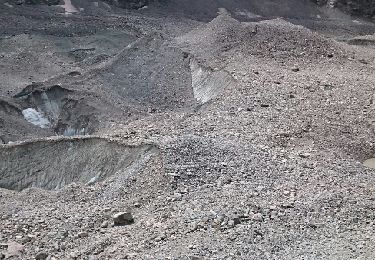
[1, 0, 375, 259]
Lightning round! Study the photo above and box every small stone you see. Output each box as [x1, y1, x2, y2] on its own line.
[147, 107, 156, 113]
[22, 236, 32, 243]
[299, 152, 311, 158]
[182, 52, 189, 59]
[292, 67, 300, 72]
[100, 221, 109, 228]
[155, 233, 166, 242]
[188, 222, 198, 232]
[227, 220, 235, 228]
[69, 252, 78, 259]
[35, 251, 48, 260]
[270, 211, 277, 219]
[77, 232, 88, 238]
[233, 217, 241, 226]
[58, 230, 68, 239]
[188, 244, 196, 249]
[215, 215, 225, 225]
[173, 192, 182, 201]
[60, 243, 66, 250]
[113, 212, 134, 226]
[252, 213, 263, 222]
[125, 253, 138, 259]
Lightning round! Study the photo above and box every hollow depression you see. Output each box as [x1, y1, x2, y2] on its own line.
[0, 138, 156, 191]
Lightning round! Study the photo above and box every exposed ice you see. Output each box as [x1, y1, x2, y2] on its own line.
[22, 108, 50, 129]
[63, 126, 86, 136]
[190, 59, 233, 103]
[60, 0, 78, 14]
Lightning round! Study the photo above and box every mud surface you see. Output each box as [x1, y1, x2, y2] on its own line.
[1, 1, 375, 259]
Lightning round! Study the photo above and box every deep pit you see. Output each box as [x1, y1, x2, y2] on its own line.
[15, 85, 97, 136]
[0, 138, 156, 191]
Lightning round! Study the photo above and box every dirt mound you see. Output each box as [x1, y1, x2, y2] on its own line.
[140, 0, 323, 21]
[177, 14, 347, 67]
[83, 34, 197, 110]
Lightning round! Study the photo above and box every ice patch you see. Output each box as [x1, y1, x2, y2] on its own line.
[190, 59, 233, 103]
[235, 10, 262, 19]
[4, 2, 13, 8]
[22, 108, 50, 128]
[63, 126, 86, 136]
[60, 0, 78, 14]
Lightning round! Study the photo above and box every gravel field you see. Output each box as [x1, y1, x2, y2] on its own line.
[1, 0, 375, 259]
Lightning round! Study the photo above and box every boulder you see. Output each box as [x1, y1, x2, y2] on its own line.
[112, 212, 134, 226]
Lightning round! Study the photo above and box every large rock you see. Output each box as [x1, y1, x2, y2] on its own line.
[112, 212, 134, 226]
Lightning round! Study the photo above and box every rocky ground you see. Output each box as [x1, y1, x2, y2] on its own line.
[1, 0, 375, 259]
